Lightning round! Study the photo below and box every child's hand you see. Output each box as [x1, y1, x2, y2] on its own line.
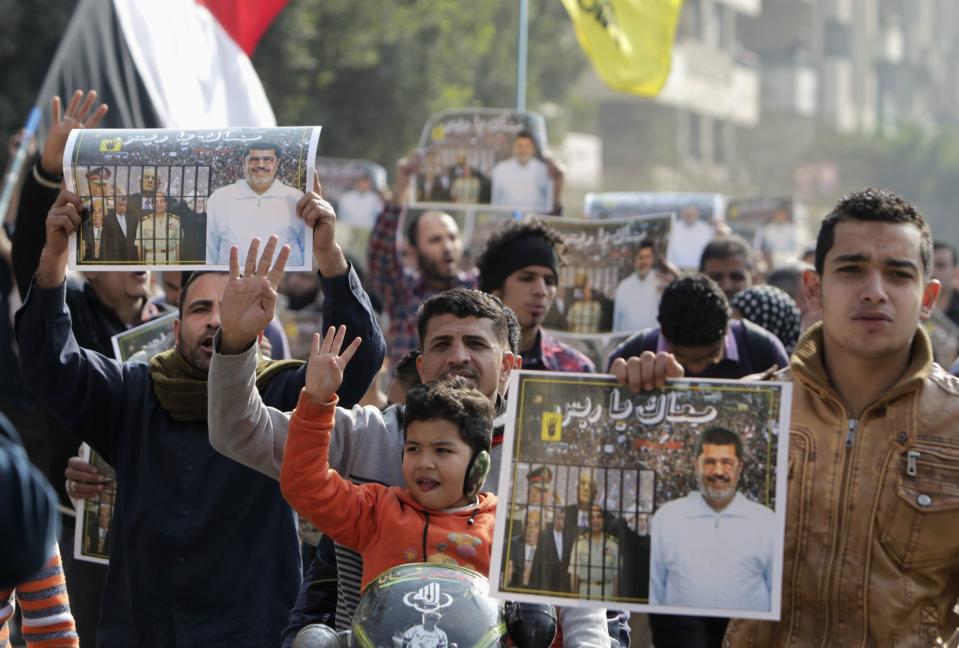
[304, 325, 362, 403]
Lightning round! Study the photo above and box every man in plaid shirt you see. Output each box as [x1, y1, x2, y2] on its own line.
[475, 220, 593, 374]
[368, 155, 477, 371]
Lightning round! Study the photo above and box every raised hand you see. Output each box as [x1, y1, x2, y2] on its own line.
[218, 235, 290, 354]
[296, 175, 347, 276]
[41, 90, 109, 177]
[304, 325, 362, 404]
[36, 189, 83, 288]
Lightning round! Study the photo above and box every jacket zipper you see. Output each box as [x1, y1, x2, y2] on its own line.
[422, 511, 431, 562]
[822, 416, 858, 642]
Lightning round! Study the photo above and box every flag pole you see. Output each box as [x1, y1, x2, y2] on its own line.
[0, 107, 42, 223]
[517, 0, 529, 111]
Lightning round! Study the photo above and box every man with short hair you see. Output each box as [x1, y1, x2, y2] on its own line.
[136, 191, 181, 263]
[491, 130, 552, 212]
[475, 220, 593, 372]
[699, 235, 753, 301]
[206, 143, 306, 266]
[932, 240, 959, 326]
[608, 274, 787, 379]
[649, 426, 774, 611]
[620, 189, 959, 645]
[723, 188, 959, 645]
[613, 240, 661, 333]
[368, 155, 477, 371]
[209, 286, 615, 646]
[17, 180, 384, 645]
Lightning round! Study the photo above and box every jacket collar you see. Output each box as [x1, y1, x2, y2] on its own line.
[791, 321, 933, 406]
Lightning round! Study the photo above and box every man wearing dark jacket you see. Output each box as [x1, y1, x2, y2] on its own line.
[16, 180, 384, 646]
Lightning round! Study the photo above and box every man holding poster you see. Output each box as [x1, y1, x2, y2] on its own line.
[206, 143, 305, 267]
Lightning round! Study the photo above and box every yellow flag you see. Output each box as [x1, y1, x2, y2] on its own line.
[562, 0, 684, 96]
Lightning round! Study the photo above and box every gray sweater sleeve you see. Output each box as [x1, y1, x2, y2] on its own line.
[208, 332, 402, 483]
[208, 332, 289, 479]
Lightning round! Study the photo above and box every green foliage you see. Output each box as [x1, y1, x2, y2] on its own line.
[0, 0, 586, 174]
[811, 122, 959, 243]
[252, 0, 586, 168]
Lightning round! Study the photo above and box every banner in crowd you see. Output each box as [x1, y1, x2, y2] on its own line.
[490, 371, 791, 620]
[64, 126, 321, 271]
[584, 192, 725, 270]
[74, 312, 177, 564]
[561, 0, 684, 97]
[411, 109, 553, 213]
[726, 197, 809, 268]
[314, 156, 388, 272]
[540, 213, 673, 339]
[34, 0, 281, 139]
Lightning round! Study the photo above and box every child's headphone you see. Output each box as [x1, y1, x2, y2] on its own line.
[462, 449, 491, 500]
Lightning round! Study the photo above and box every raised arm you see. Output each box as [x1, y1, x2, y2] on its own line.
[279, 328, 382, 550]
[367, 154, 417, 313]
[15, 190, 128, 461]
[12, 90, 107, 298]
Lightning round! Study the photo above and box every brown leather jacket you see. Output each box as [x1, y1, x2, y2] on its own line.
[725, 323, 959, 647]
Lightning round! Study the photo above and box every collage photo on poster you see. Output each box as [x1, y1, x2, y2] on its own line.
[490, 371, 791, 621]
[64, 126, 320, 271]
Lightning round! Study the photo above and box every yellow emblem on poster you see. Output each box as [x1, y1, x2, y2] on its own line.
[99, 138, 122, 153]
[541, 411, 562, 442]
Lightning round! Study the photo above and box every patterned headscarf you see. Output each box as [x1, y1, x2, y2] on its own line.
[730, 284, 802, 354]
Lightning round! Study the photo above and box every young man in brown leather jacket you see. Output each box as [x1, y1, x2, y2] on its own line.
[613, 188, 959, 647]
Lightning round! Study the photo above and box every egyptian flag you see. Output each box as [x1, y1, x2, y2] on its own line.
[34, 0, 286, 132]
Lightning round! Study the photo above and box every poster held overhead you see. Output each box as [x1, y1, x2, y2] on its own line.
[64, 126, 321, 271]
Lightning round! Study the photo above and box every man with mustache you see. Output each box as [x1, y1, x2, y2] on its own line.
[368, 154, 477, 371]
[206, 143, 306, 266]
[648, 426, 774, 611]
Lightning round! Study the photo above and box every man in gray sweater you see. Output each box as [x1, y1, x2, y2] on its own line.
[209, 272, 614, 643]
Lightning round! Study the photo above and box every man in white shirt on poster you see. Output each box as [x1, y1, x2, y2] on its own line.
[649, 426, 774, 612]
[336, 173, 383, 230]
[206, 143, 305, 266]
[668, 206, 715, 270]
[613, 240, 661, 332]
[491, 131, 552, 212]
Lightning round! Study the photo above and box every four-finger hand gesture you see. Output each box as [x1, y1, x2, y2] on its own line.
[42, 90, 109, 177]
[219, 235, 290, 354]
[304, 325, 362, 404]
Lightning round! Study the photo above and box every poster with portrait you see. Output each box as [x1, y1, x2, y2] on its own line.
[584, 192, 725, 270]
[315, 157, 387, 271]
[539, 213, 673, 339]
[74, 314, 178, 564]
[64, 126, 321, 271]
[726, 197, 808, 268]
[489, 371, 791, 621]
[411, 108, 553, 213]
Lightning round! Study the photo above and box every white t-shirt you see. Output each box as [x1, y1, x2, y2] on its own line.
[668, 219, 714, 269]
[337, 189, 383, 230]
[490, 157, 551, 211]
[613, 271, 661, 332]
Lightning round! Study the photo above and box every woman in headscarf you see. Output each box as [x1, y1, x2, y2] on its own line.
[730, 284, 802, 354]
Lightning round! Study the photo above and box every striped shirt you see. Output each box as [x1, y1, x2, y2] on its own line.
[367, 204, 477, 371]
[0, 546, 78, 647]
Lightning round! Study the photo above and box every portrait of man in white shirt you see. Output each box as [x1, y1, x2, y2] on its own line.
[613, 240, 662, 333]
[649, 426, 774, 612]
[205, 142, 305, 266]
[491, 130, 552, 212]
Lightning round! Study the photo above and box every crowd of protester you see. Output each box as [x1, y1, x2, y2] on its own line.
[2, 87, 959, 648]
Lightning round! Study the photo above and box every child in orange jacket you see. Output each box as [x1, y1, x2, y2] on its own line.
[280, 326, 497, 589]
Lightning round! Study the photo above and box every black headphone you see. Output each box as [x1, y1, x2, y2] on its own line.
[462, 449, 491, 501]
